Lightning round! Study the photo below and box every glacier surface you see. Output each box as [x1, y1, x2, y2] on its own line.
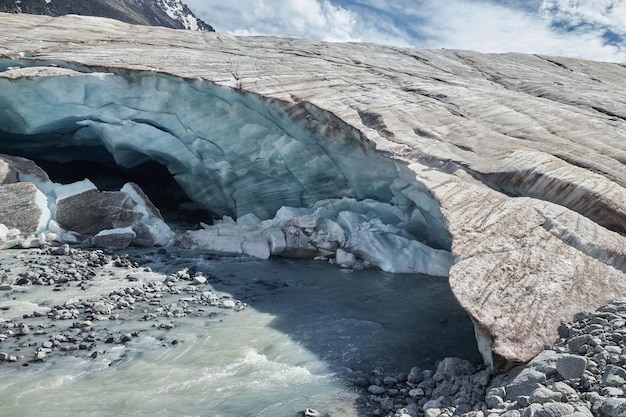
[1, 13, 625, 369]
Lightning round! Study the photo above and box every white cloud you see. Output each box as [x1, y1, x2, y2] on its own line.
[184, 0, 626, 62]
[185, 0, 357, 42]
[540, 0, 626, 35]
[411, 0, 626, 61]
[184, 0, 414, 45]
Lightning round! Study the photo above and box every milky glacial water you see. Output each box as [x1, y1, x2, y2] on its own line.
[0, 251, 479, 417]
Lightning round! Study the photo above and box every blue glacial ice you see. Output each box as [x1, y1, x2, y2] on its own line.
[0, 62, 453, 275]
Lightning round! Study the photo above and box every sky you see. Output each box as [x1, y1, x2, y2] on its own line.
[184, 0, 626, 63]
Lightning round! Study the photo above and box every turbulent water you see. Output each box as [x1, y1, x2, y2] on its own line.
[0, 250, 479, 417]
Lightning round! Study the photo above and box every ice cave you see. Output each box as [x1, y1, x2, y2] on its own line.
[0, 59, 454, 276]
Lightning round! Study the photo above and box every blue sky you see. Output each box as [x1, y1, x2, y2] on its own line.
[185, 0, 626, 62]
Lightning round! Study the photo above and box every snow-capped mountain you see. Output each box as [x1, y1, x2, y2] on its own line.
[0, 0, 213, 31]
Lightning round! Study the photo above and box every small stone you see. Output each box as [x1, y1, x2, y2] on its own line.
[529, 387, 562, 404]
[550, 381, 577, 398]
[423, 397, 445, 410]
[505, 369, 546, 401]
[433, 357, 476, 380]
[220, 299, 236, 309]
[368, 384, 386, 395]
[407, 366, 422, 384]
[556, 354, 587, 379]
[50, 244, 70, 256]
[299, 409, 321, 417]
[602, 365, 626, 387]
[0, 352, 8, 361]
[517, 396, 531, 407]
[602, 387, 624, 397]
[535, 403, 574, 417]
[409, 388, 424, 398]
[567, 335, 591, 353]
[35, 351, 47, 361]
[192, 275, 207, 285]
[425, 408, 441, 417]
[18, 324, 29, 335]
[41, 340, 53, 349]
[120, 333, 133, 343]
[486, 395, 504, 408]
[600, 398, 626, 417]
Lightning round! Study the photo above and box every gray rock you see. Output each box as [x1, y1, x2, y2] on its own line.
[91, 227, 136, 250]
[0, 352, 8, 361]
[407, 366, 422, 384]
[555, 354, 587, 379]
[409, 388, 424, 398]
[486, 395, 504, 408]
[602, 365, 626, 387]
[601, 398, 626, 417]
[567, 335, 591, 354]
[602, 387, 624, 397]
[571, 404, 594, 417]
[550, 382, 577, 398]
[49, 244, 70, 256]
[523, 403, 544, 417]
[57, 189, 141, 235]
[368, 384, 386, 395]
[434, 357, 476, 380]
[506, 369, 547, 401]
[423, 396, 445, 410]
[534, 403, 574, 417]
[529, 387, 562, 404]
[0, 182, 49, 233]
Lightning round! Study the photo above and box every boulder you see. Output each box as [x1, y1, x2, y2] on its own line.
[0, 182, 50, 234]
[91, 227, 136, 250]
[556, 354, 587, 380]
[56, 188, 141, 236]
[422, 172, 626, 372]
[0, 154, 51, 185]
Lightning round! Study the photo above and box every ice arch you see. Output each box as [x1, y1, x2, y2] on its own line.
[0, 60, 453, 272]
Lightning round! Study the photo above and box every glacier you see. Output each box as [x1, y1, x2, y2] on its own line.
[1, 13, 625, 370]
[0, 62, 452, 276]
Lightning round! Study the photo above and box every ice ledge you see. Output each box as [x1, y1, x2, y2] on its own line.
[180, 200, 453, 277]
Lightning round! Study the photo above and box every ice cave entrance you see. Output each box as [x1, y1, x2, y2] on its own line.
[0, 60, 454, 275]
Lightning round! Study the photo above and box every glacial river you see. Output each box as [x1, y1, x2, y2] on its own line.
[0, 251, 479, 417]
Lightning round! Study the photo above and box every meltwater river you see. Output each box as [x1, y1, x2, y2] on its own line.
[0, 250, 479, 417]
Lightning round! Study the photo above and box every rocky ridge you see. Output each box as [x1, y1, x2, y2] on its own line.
[0, 0, 213, 31]
[0, 14, 624, 370]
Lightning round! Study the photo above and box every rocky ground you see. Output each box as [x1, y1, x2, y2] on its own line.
[357, 300, 626, 417]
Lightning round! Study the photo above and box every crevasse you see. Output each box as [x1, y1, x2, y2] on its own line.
[0, 60, 453, 275]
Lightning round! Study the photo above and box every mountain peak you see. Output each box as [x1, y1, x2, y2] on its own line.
[0, 0, 213, 32]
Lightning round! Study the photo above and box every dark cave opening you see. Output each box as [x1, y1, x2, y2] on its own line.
[0, 144, 213, 229]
